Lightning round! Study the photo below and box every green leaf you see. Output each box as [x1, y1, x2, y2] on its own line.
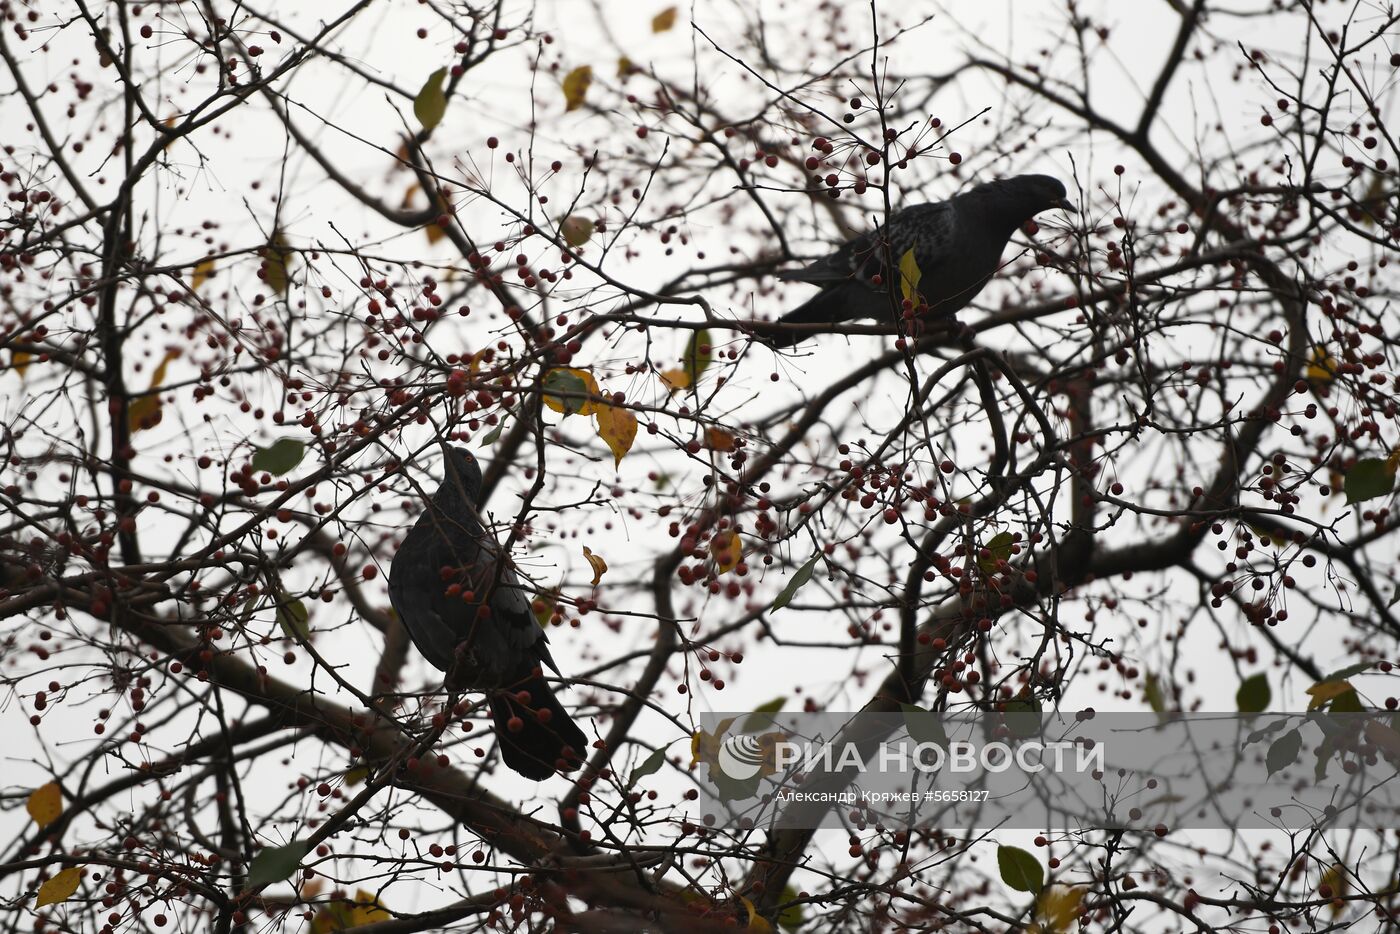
[898, 248, 922, 304]
[479, 414, 508, 447]
[246, 839, 310, 889]
[1331, 687, 1364, 713]
[770, 554, 820, 611]
[742, 697, 785, 733]
[264, 231, 292, 296]
[627, 746, 668, 788]
[1003, 695, 1042, 740]
[414, 68, 448, 130]
[900, 703, 949, 747]
[542, 369, 591, 416]
[1324, 662, 1372, 682]
[777, 884, 805, 930]
[979, 531, 1015, 574]
[997, 844, 1044, 894]
[683, 329, 713, 387]
[252, 438, 306, 476]
[1344, 457, 1396, 504]
[1144, 672, 1166, 715]
[277, 597, 309, 640]
[1266, 729, 1301, 777]
[1236, 672, 1270, 713]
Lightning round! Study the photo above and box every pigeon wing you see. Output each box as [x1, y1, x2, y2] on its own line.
[776, 202, 956, 286]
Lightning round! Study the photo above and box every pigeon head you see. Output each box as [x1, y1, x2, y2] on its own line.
[968, 174, 1074, 226]
[437, 445, 484, 505]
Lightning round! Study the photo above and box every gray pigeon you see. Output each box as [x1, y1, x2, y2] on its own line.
[762, 174, 1072, 347]
[389, 445, 587, 779]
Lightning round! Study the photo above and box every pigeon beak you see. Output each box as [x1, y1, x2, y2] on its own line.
[1056, 197, 1076, 212]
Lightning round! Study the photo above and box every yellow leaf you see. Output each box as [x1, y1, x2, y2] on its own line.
[414, 68, 448, 131]
[560, 215, 595, 247]
[740, 895, 773, 932]
[582, 546, 608, 586]
[27, 783, 62, 828]
[562, 65, 592, 113]
[425, 221, 446, 244]
[705, 427, 736, 452]
[1321, 863, 1347, 916]
[1306, 680, 1354, 710]
[400, 183, 421, 208]
[660, 368, 690, 392]
[691, 717, 735, 767]
[711, 531, 741, 574]
[264, 231, 292, 296]
[349, 889, 391, 924]
[311, 902, 354, 933]
[35, 866, 83, 907]
[12, 350, 32, 378]
[191, 258, 215, 292]
[532, 589, 559, 627]
[1032, 885, 1083, 934]
[1306, 345, 1336, 383]
[898, 248, 922, 304]
[162, 115, 177, 151]
[617, 56, 636, 78]
[1359, 171, 1388, 228]
[542, 367, 601, 416]
[652, 6, 678, 32]
[595, 403, 637, 466]
[129, 349, 179, 434]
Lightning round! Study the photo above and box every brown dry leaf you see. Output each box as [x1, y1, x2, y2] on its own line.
[652, 6, 678, 32]
[710, 531, 741, 574]
[12, 350, 32, 378]
[26, 782, 62, 828]
[562, 65, 592, 112]
[595, 404, 637, 466]
[582, 546, 608, 586]
[1031, 885, 1084, 933]
[35, 866, 83, 908]
[705, 427, 736, 451]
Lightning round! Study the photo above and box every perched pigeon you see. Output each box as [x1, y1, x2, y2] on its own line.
[389, 445, 587, 780]
[762, 174, 1073, 347]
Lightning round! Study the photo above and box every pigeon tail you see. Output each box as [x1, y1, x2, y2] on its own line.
[760, 284, 887, 349]
[489, 671, 588, 780]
